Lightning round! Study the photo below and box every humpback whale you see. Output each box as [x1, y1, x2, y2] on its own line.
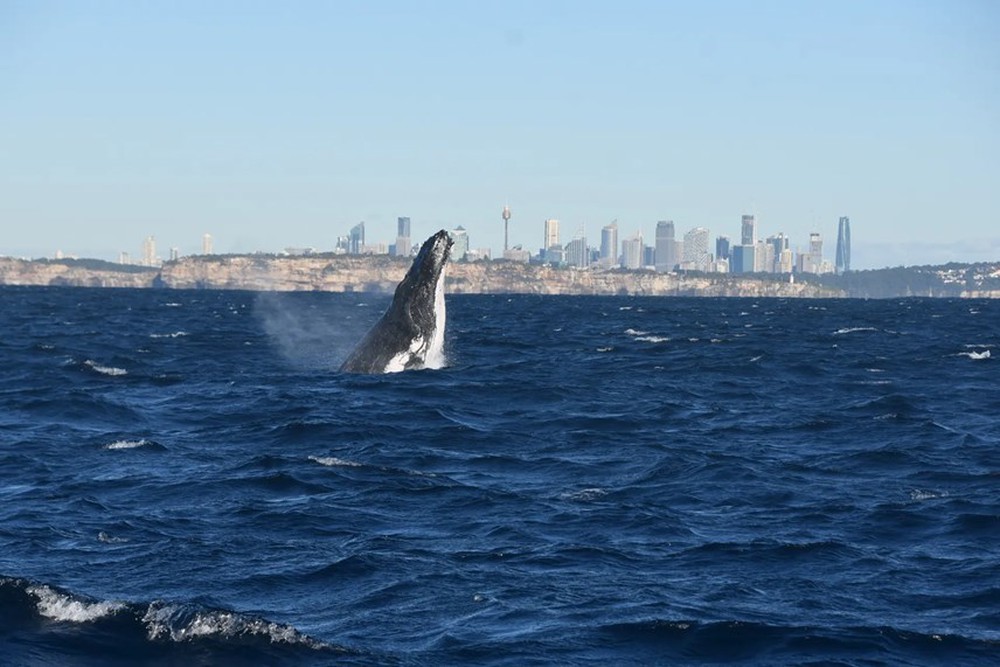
[339, 230, 453, 374]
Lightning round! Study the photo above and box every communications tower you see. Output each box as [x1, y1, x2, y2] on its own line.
[502, 204, 511, 252]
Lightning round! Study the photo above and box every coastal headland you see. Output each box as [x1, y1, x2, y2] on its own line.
[1, 255, 999, 298]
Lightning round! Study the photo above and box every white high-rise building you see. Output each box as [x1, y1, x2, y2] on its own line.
[143, 236, 157, 267]
[683, 227, 711, 271]
[600, 221, 619, 268]
[450, 226, 469, 261]
[202, 233, 213, 255]
[544, 219, 560, 252]
[621, 233, 644, 269]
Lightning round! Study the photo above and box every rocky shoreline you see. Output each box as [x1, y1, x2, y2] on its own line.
[0, 255, 843, 298]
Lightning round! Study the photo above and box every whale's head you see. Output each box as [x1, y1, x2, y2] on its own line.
[393, 229, 452, 329]
[340, 230, 453, 374]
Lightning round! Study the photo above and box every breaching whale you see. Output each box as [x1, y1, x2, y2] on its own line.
[339, 230, 453, 374]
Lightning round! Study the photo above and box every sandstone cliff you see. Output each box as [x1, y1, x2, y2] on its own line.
[154, 255, 843, 297]
[0, 254, 847, 298]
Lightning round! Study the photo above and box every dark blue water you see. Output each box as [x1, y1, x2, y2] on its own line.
[0, 286, 997, 665]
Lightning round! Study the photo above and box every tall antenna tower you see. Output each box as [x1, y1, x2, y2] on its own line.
[502, 204, 512, 252]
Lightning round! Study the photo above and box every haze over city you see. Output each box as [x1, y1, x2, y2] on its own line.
[2, 1, 998, 269]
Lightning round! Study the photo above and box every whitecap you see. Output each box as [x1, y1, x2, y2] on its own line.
[142, 603, 325, 648]
[959, 350, 991, 360]
[84, 360, 127, 376]
[910, 489, 948, 501]
[596, 347, 613, 352]
[833, 327, 878, 335]
[162, 302, 183, 307]
[635, 335, 670, 343]
[149, 331, 189, 339]
[28, 585, 124, 623]
[309, 455, 363, 468]
[105, 439, 149, 450]
[624, 328, 649, 336]
[98, 531, 129, 543]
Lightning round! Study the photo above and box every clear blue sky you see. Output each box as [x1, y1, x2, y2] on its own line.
[2, 0, 998, 268]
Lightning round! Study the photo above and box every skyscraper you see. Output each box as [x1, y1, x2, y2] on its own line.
[349, 222, 365, 255]
[683, 227, 710, 271]
[654, 220, 676, 273]
[543, 219, 560, 255]
[741, 214, 757, 246]
[565, 236, 589, 268]
[395, 216, 412, 257]
[202, 233, 213, 255]
[621, 233, 644, 269]
[600, 220, 619, 268]
[716, 235, 731, 262]
[450, 226, 469, 261]
[143, 235, 156, 267]
[836, 216, 851, 274]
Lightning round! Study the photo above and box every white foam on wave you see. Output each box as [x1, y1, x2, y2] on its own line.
[624, 328, 649, 336]
[28, 585, 124, 623]
[309, 455, 363, 468]
[910, 489, 948, 501]
[959, 349, 991, 360]
[105, 439, 149, 450]
[833, 327, 878, 335]
[84, 360, 127, 376]
[635, 335, 671, 343]
[149, 331, 189, 339]
[142, 603, 325, 648]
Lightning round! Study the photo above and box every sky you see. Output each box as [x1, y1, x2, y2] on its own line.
[2, 0, 998, 269]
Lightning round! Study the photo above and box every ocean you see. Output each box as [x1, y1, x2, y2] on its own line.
[0, 285, 996, 666]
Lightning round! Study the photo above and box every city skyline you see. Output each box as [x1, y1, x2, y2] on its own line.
[2, 2, 998, 268]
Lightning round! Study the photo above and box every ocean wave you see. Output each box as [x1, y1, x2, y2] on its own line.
[27, 583, 125, 622]
[84, 359, 128, 376]
[832, 326, 878, 335]
[149, 331, 189, 339]
[959, 349, 991, 360]
[308, 455, 363, 468]
[104, 439, 152, 450]
[0, 576, 350, 658]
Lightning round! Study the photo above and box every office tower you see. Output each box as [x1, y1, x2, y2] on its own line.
[755, 241, 773, 272]
[202, 233, 213, 255]
[544, 219, 560, 251]
[119, 251, 130, 265]
[565, 236, 589, 268]
[349, 222, 365, 255]
[731, 244, 756, 273]
[169, 247, 179, 261]
[143, 236, 156, 267]
[797, 233, 824, 274]
[621, 233, 644, 270]
[683, 227, 710, 271]
[600, 220, 619, 268]
[716, 235, 731, 262]
[450, 226, 469, 261]
[643, 245, 656, 268]
[502, 204, 512, 252]
[767, 234, 789, 273]
[836, 216, 851, 274]
[395, 216, 412, 257]
[741, 214, 757, 245]
[654, 220, 676, 272]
